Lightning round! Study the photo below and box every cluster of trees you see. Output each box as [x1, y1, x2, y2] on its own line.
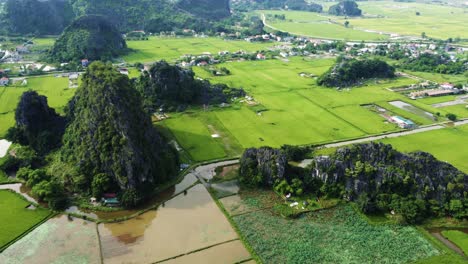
[328, 1, 362, 16]
[239, 143, 468, 224]
[136, 61, 246, 112]
[237, 0, 322, 12]
[399, 53, 467, 75]
[318, 58, 395, 87]
[48, 15, 127, 62]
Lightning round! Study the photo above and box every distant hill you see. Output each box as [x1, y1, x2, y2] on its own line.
[1, 0, 231, 35]
[328, 0, 362, 16]
[48, 15, 126, 62]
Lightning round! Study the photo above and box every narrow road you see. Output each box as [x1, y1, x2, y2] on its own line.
[323, 125, 444, 149]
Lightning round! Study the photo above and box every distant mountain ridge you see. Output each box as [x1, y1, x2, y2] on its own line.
[1, 0, 231, 35]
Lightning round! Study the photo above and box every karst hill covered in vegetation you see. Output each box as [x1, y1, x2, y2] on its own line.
[240, 143, 468, 223]
[60, 62, 179, 206]
[48, 15, 127, 62]
[0, 0, 231, 35]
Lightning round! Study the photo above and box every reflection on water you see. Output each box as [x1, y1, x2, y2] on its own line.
[389, 100, 435, 120]
[66, 173, 199, 220]
[99, 184, 239, 264]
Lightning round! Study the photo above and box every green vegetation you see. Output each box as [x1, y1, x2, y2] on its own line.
[123, 37, 275, 63]
[399, 53, 466, 74]
[261, 10, 388, 41]
[328, 0, 362, 16]
[441, 230, 468, 255]
[0, 190, 50, 250]
[318, 58, 395, 87]
[2, 0, 74, 35]
[48, 15, 127, 62]
[234, 205, 438, 263]
[240, 142, 468, 223]
[0, 76, 75, 138]
[136, 61, 245, 111]
[380, 125, 468, 174]
[335, 1, 468, 40]
[59, 62, 178, 207]
[6, 91, 65, 155]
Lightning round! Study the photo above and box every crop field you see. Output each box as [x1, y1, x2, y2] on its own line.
[0, 76, 75, 137]
[379, 124, 468, 173]
[0, 190, 51, 250]
[0, 215, 101, 264]
[261, 2, 467, 40]
[123, 37, 276, 63]
[261, 10, 389, 41]
[405, 71, 468, 84]
[336, 1, 468, 40]
[159, 57, 459, 161]
[441, 230, 468, 255]
[233, 204, 439, 263]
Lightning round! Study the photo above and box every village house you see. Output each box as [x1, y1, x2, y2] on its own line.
[440, 83, 455, 90]
[0, 77, 9, 86]
[81, 59, 89, 67]
[256, 53, 266, 60]
[16, 45, 29, 53]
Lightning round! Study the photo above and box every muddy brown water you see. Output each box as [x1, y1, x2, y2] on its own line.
[66, 173, 199, 220]
[98, 184, 242, 264]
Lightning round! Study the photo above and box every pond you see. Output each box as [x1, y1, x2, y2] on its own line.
[98, 184, 246, 263]
[389, 100, 436, 121]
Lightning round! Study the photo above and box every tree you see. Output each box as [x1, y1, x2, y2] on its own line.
[421, 32, 426, 39]
[446, 113, 457, 121]
[415, 11, 420, 16]
[328, 1, 362, 16]
[344, 21, 350, 27]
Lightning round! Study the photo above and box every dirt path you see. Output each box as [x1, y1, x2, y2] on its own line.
[431, 232, 466, 257]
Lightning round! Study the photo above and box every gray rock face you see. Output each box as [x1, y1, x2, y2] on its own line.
[240, 147, 287, 186]
[310, 142, 467, 202]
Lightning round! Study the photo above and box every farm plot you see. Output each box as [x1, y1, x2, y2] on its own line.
[261, 10, 389, 41]
[123, 37, 276, 63]
[0, 215, 100, 264]
[162, 58, 430, 160]
[233, 205, 439, 263]
[0, 76, 75, 137]
[379, 124, 468, 173]
[99, 184, 249, 264]
[0, 191, 51, 251]
[337, 1, 468, 40]
[442, 230, 468, 255]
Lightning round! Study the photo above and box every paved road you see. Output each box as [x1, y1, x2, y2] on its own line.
[0, 139, 12, 158]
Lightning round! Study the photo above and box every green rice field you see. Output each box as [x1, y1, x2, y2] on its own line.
[380, 124, 468, 173]
[261, 1, 468, 40]
[123, 37, 276, 63]
[0, 190, 51, 250]
[441, 230, 468, 255]
[0, 75, 75, 137]
[159, 57, 460, 161]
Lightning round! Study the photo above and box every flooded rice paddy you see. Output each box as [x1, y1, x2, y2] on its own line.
[99, 184, 247, 263]
[159, 240, 251, 264]
[0, 215, 101, 264]
[389, 100, 436, 120]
